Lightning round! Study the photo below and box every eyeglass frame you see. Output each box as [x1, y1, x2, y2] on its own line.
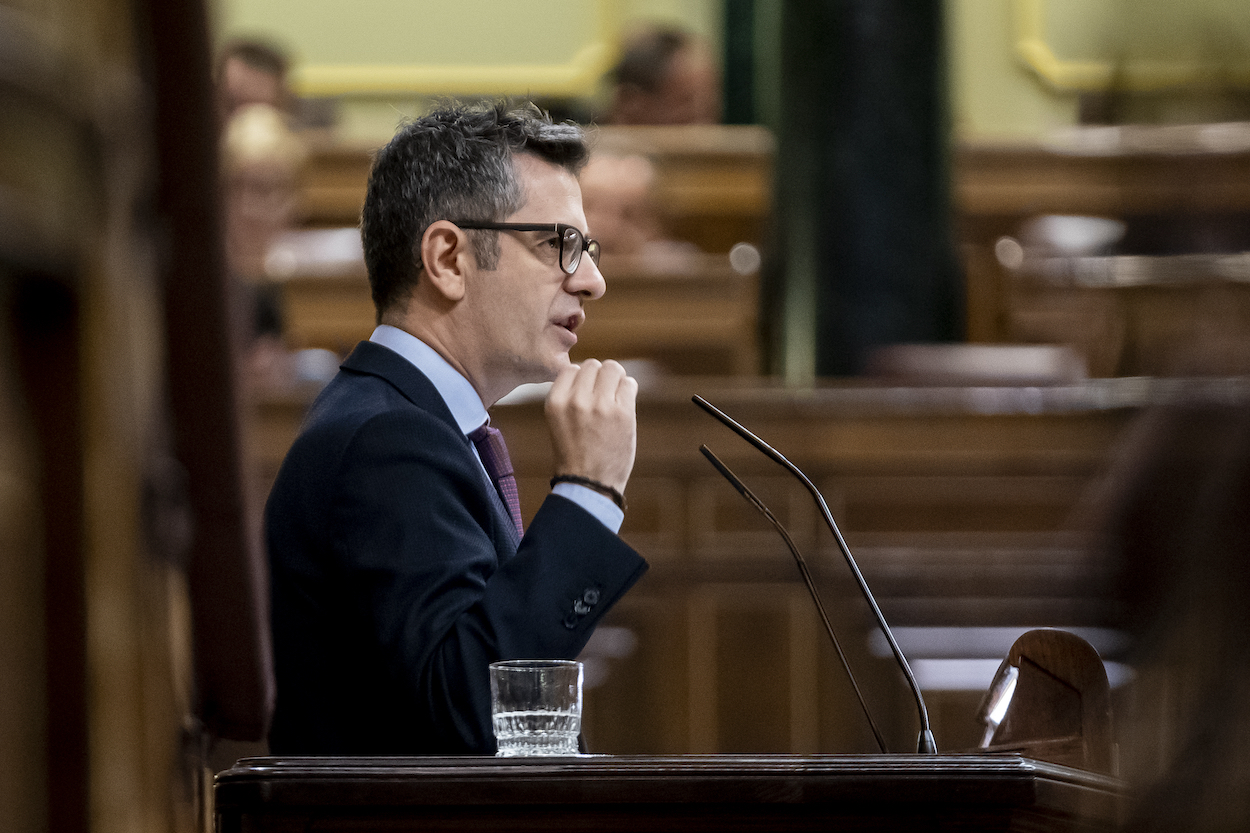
[448, 221, 601, 276]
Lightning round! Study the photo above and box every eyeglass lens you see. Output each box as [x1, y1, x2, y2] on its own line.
[560, 227, 581, 273]
[560, 226, 601, 274]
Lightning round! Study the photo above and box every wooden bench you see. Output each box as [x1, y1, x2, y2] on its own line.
[296, 124, 774, 253]
[956, 125, 1250, 376]
[269, 242, 761, 376]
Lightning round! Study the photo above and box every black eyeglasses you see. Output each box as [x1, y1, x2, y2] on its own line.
[450, 221, 600, 276]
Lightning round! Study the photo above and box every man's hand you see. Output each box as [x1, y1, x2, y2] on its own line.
[545, 359, 638, 496]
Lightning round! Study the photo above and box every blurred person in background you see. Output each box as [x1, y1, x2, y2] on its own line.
[579, 151, 701, 271]
[220, 102, 306, 385]
[216, 37, 293, 124]
[605, 23, 721, 125]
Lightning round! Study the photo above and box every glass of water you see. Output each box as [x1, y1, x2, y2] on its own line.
[489, 659, 582, 756]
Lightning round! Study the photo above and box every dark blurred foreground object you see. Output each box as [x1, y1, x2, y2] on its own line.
[143, 0, 274, 751]
[1089, 383, 1250, 832]
[2, 0, 271, 829]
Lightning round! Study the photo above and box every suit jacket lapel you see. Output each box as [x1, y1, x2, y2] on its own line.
[340, 341, 522, 553]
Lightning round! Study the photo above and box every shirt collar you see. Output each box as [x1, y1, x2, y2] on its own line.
[369, 325, 488, 435]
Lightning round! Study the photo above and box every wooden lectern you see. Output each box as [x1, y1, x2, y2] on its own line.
[214, 629, 1124, 832]
[215, 753, 1121, 832]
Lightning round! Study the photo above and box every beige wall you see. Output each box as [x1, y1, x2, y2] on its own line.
[948, 0, 1081, 141]
[950, 0, 1250, 141]
[214, 0, 720, 75]
[212, 0, 1250, 143]
[212, 0, 722, 143]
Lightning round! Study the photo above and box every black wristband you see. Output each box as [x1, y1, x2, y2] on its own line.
[550, 474, 626, 511]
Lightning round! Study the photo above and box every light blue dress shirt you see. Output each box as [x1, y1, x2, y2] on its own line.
[369, 325, 624, 533]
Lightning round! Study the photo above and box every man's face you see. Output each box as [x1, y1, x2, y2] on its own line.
[580, 154, 658, 255]
[612, 43, 720, 125]
[653, 44, 721, 125]
[458, 154, 606, 399]
[220, 57, 284, 119]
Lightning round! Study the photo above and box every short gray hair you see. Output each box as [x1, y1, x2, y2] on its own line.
[360, 100, 589, 319]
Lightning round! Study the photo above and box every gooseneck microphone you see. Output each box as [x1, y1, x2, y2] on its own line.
[693, 394, 937, 754]
[700, 445, 888, 753]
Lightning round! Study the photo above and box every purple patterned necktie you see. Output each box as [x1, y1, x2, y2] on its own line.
[468, 423, 524, 539]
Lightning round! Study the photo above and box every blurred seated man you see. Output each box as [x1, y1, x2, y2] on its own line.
[579, 152, 700, 270]
[220, 102, 306, 384]
[216, 37, 292, 124]
[606, 23, 721, 125]
[580, 153, 658, 255]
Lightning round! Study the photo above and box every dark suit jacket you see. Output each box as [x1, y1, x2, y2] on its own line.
[265, 340, 648, 755]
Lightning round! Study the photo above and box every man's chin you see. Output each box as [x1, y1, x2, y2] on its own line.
[509, 353, 571, 386]
[492, 355, 571, 405]
[546, 352, 574, 377]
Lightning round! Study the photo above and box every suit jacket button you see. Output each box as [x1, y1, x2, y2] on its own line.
[563, 611, 579, 630]
[582, 588, 601, 606]
[573, 600, 591, 616]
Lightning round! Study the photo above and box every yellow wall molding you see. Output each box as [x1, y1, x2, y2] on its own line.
[288, 1, 622, 97]
[1012, 0, 1250, 92]
[294, 41, 615, 97]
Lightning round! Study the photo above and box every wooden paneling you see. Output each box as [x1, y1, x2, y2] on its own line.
[296, 141, 375, 227]
[594, 125, 774, 253]
[497, 381, 1139, 754]
[278, 269, 373, 356]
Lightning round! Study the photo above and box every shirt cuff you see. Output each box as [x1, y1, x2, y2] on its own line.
[552, 482, 624, 534]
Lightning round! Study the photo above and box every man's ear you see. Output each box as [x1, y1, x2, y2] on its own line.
[419, 220, 470, 302]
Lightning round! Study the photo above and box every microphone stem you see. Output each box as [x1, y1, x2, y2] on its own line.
[694, 395, 936, 753]
[700, 445, 889, 753]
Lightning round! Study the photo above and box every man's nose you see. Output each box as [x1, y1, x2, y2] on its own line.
[567, 255, 606, 300]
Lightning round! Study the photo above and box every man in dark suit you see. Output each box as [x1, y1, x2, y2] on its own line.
[265, 102, 648, 755]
